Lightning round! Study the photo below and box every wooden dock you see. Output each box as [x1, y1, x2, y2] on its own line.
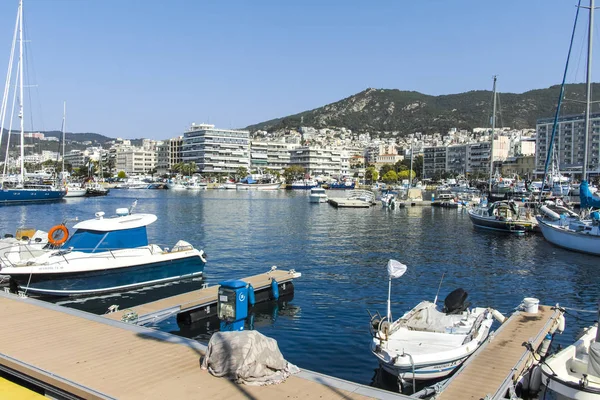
[0, 291, 408, 400]
[437, 305, 562, 400]
[104, 268, 300, 326]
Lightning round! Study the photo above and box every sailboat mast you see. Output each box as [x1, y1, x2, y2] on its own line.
[18, 0, 24, 184]
[409, 141, 413, 187]
[488, 75, 497, 194]
[62, 101, 65, 178]
[583, 0, 594, 181]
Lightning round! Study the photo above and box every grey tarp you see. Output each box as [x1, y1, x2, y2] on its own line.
[200, 330, 299, 385]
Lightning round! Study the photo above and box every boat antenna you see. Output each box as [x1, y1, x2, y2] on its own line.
[129, 199, 138, 214]
[433, 272, 446, 305]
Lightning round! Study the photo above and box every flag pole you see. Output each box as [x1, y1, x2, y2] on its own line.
[387, 276, 392, 321]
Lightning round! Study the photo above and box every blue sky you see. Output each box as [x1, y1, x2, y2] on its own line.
[0, 0, 592, 139]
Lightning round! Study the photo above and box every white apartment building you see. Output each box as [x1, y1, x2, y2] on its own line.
[535, 113, 600, 177]
[289, 146, 350, 177]
[181, 123, 250, 174]
[115, 147, 157, 175]
[156, 136, 183, 174]
[250, 140, 299, 173]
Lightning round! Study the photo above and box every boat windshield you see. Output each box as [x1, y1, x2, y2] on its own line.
[64, 226, 148, 253]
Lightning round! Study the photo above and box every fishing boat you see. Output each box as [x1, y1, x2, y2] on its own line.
[0, 1, 66, 203]
[85, 181, 109, 197]
[467, 200, 536, 233]
[186, 181, 207, 190]
[0, 202, 206, 296]
[328, 180, 355, 190]
[309, 187, 328, 203]
[369, 260, 502, 382]
[541, 321, 600, 399]
[290, 179, 319, 189]
[236, 176, 281, 190]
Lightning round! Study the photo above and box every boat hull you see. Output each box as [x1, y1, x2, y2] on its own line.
[236, 183, 281, 190]
[0, 188, 66, 203]
[378, 355, 468, 380]
[8, 255, 205, 296]
[537, 219, 600, 256]
[64, 188, 87, 197]
[467, 209, 529, 233]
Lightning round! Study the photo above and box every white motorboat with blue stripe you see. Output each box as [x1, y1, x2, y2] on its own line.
[0, 205, 206, 296]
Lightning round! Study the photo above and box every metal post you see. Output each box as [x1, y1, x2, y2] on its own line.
[387, 277, 392, 321]
[488, 76, 497, 195]
[596, 300, 600, 342]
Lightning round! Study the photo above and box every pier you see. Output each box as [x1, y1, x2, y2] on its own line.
[328, 198, 373, 208]
[0, 291, 407, 400]
[104, 268, 300, 326]
[437, 304, 562, 400]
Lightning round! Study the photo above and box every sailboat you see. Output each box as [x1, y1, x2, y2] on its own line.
[537, 0, 600, 256]
[0, 0, 66, 203]
[467, 77, 537, 233]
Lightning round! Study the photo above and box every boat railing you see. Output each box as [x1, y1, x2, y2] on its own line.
[347, 189, 375, 203]
[0, 243, 178, 268]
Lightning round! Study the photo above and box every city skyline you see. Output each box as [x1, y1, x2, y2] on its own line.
[0, 0, 589, 140]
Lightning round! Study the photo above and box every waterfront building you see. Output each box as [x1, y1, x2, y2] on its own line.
[289, 146, 349, 177]
[423, 146, 447, 178]
[535, 112, 600, 177]
[250, 140, 298, 173]
[181, 123, 250, 174]
[115, 147, 157, 175]
[446, 144, 468, 175]
[156, 136, 183, 175]
[501, 155, 536, 179]
[63, 150, 87, 169]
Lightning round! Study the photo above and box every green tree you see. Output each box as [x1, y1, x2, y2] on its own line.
[187, 162, 197, 176]
[365, 166, 379, 184]
[282, 165, 305, 183]
[117, 170, 127, 179]
[379, 164, 394, 177]
[382, 170, 398, 183]
[235, 167, 249, 179]
[398, 169, 416, 181]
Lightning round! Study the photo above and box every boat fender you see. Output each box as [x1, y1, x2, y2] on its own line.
[529, 365, 542, 393]
[557, 314, 566, 334]
[491, 309, 506, 324]
[538, 333, 552, 357]
[271, 278, 279, 300]
[47, 225, 69, 246]
[247, 283, 255, 307]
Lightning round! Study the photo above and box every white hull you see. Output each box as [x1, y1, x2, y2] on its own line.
[64, 188, 87, 197]
[542, 326, 600, 400]
[538, 219, 600, 256]
[309, 195, 327, 203]
[236, 182, 281, 190]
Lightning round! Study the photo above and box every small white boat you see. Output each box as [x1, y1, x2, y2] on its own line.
[64, 183, 87, 198]
[236, 176, 281, 190]
[370, 261, 500, 382]
[541, 324, 600, 399]
[186, 181, 207, 190]
[309, 187, 328, 203]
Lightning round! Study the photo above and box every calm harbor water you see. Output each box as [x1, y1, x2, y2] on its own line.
[0, 189, 598, 390]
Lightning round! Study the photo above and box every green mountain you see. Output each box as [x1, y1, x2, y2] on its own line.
[246, 84, 600, 135]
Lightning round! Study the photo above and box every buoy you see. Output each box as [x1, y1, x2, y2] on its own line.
[247, 283, 255, 307]
[538, 333, 552, 357]
[271, 278, 279, 300]
[47, 225, 69, 246]
[529, 365, 543, 393]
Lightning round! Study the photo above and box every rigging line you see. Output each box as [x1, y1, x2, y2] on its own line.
[539, 0, 583, 204]
[0, 8, 19, 166]
[3, 60, 20, 179]
[22, 12, 44, 134]
[496, 92, 503, 129]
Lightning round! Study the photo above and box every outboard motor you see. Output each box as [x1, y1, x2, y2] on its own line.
[443, 288, 471, 314]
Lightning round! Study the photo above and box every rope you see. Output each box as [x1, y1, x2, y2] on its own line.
[561, 306, 598, 314]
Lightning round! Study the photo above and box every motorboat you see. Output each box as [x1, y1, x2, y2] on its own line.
[186, 181, 208, 190]
[0, 203, 207, 296]
[85, 182, 109, 197]
[381, 193, 397, 208]
[290, 179, 319, 189]
[327, 180, 355, 190]
[369, 261, 501, 382]
[541, 323, 599, 399]
[467, 200, 537, 233]
[64, 183, 87, 198]
[236, 176, 281, 190]
[309, 187, 328, 203]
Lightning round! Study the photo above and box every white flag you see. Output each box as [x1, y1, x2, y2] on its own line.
[387, 259, 407, 279]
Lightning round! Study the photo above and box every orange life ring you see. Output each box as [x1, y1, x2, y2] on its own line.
[48, 225, 69, 246]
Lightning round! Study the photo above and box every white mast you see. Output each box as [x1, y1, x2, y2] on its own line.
[488, 75, 497, 195]
[583, 0, 594, 181]
[409, 141, 414, 187]
[18, 0, 24, 184]
[62, 101, 65, 179]
[0, 7, 19, 162]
